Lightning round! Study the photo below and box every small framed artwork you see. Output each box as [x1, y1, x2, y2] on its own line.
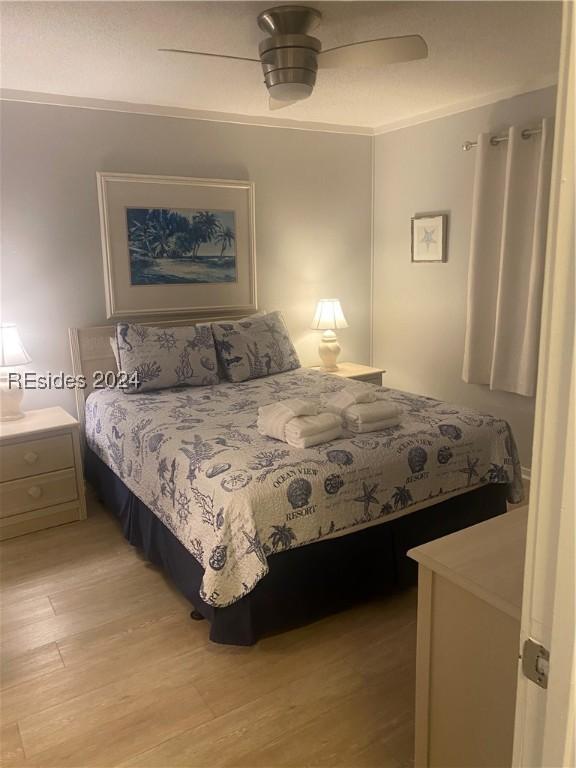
[411, 213, 448, 263]
[97, 172, 256, 319]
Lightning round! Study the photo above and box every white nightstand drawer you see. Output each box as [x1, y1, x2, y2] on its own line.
[0, 434, 74, 483]
[0, 468, 78, 518]
[0, 501, 83, 540]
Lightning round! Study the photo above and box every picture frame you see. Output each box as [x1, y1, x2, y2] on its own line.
[411, 213, 448, 263]
[97, 172, 257, 319]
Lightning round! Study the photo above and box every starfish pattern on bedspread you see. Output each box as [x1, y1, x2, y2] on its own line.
[86, 367, 524, 608]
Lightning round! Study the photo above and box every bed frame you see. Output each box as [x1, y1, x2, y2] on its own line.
[87, 450, 508, 645]
[70, 316, 509, 644]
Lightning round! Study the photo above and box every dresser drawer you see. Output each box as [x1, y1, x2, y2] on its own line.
[0, 469, 78, 518]
[0, 434, 74, 482]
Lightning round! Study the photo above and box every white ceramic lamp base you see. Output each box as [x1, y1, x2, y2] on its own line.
[318, 330, 341, 371]
[0, 377, 25, 421]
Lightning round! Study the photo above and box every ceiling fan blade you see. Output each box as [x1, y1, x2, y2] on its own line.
[268, 96, 298, 111]
[318, 34, 428, 69]
[159, 48, 260, 64]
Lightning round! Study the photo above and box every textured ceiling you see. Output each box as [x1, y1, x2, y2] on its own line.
[0, 1, 562, 130]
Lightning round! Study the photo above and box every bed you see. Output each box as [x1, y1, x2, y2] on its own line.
[71, 319, 523, 645]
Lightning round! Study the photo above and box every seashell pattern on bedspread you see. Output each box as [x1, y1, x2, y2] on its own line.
[85, 368, 523, 608]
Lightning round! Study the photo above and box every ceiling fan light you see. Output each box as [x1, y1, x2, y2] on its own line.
[268, 81, 313, 101]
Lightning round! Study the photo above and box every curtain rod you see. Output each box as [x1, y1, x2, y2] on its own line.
[462, 126, 542, 152]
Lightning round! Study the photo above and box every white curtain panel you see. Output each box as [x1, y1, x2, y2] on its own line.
[462, 117, 554, 397]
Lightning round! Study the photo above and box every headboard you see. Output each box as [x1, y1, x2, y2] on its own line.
[69, 311, 256, 433]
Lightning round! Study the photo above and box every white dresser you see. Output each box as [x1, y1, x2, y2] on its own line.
[0, 407, 87, 539]
[408, 507, 527, 768]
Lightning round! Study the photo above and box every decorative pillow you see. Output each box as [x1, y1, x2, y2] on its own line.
[212, 311, 300, 382]
[115, 322, 219, 393]
[109, 336, 120, 370]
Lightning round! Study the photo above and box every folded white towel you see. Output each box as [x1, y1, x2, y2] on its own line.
[325, 388, 377, 414]
[257, 399, 318, 441]
[286, 424, 343, 449]
[346, 415, 401, 434]
[284, 413, 342, 441]
[343, 401, 401, 426]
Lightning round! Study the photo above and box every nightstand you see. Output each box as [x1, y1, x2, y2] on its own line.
[0, 407, 87, 540]
[308, 362, 386, 386]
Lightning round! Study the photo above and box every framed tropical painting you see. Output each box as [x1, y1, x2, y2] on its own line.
[411, 213, 448, 263]
[97, 173, 256, 319]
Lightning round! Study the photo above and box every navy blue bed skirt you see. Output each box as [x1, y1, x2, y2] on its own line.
[86, 450, 507, 645]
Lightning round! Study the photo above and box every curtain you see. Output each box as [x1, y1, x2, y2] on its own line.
[462, 117, 554, 397]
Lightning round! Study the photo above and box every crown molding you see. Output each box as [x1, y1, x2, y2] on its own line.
[372, 76, 558, 135]
[1, 77, 557, 137]
[0, 89, 373, 136]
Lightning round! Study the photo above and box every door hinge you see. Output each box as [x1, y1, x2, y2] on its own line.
[522, 638, 550, 689]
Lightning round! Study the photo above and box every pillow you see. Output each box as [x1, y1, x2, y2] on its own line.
[110, 336, 120, 370]
[212, 311, 300, 382]
[115, 322, 219, 393]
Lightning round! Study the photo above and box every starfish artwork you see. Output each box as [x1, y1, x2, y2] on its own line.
[420, 227, 437, 251]
[242, 529, 267, 566]
[354, 482, 380, 515]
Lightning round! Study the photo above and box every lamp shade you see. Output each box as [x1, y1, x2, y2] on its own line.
[311, 299, 348, 331]
[0, 323, 31, 367]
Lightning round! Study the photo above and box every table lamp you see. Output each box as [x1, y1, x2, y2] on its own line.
[311, 299, 348, 371]
[0, 323, 31, 421]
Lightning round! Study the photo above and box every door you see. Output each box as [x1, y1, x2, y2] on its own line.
[512, 2, 575, 766]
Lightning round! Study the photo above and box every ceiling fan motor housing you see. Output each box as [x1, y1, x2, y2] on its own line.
[257, 5, 322, 100]
[259, 34, 320, 94]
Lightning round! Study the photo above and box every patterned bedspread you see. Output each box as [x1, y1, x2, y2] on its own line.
[86, 368, 523, 607]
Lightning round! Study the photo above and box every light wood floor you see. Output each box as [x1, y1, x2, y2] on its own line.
[1, 496, 417, 768]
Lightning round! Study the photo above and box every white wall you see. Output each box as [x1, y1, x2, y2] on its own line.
[372, 87, 557, 467]
[0, 101, 372, 415]
[1, 89, 558, 466]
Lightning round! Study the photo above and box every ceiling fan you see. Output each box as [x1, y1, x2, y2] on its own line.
[160, 4, 428, 110]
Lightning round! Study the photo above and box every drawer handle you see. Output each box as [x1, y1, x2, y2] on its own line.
[24, 451, 39, 465]
[27, 486, 43, 499]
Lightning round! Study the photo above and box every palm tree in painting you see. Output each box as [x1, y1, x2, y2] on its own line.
[214, 225, 235, 258]
[155, 209, 179, 257]
[128, 209, 189, 260]
[190, 211, 220, 259]
[170, 230, 195, 259]
[187, 219, 204, 259]
[197, 211, 220, 237]
[127, 217, 158, 259]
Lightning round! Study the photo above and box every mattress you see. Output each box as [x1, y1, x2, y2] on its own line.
[86, 367, 523, 607]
